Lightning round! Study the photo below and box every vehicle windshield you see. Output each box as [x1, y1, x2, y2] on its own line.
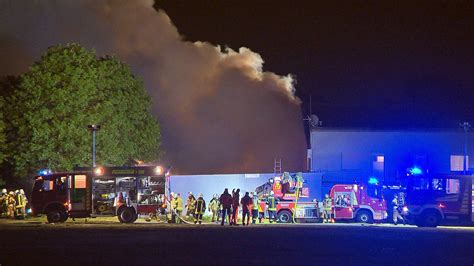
[366, 184, 383, 199]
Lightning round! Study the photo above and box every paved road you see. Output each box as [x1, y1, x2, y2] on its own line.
[1, 221, 473, 265]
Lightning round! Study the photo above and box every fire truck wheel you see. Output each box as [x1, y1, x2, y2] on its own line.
[277, 210, 293, 223]
[47, 209, 67, 224]
[59, 212, 68, 222]
[118, 207, 136, 223]
[356, 210, 373, 224]
[420, 210, 440, 227]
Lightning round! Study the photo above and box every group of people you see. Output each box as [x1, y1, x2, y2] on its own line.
[168, 192, 207, 224]
[217, 188, 279, 226]
[168, 188, 279, 226]
[0, 188, 28, 219]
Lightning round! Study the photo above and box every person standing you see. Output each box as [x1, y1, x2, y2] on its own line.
[231, 189, 240, 225]
[219, 188, 232, 226]
[6, 191, 16, 219]
[174, 193, 184, 224]
[392, 194, 406, 225]
[194, 193, 206, 224]
[323, 194, 333, 223]
[0, 188, 7, 218]
[186, 192, 196, 218]
[251, 192, 259, 224]
[240, 192, 252, 226]
[15, 189, 27, 219]
[208, 194, 220, 222]
[266, 191, 278, 223]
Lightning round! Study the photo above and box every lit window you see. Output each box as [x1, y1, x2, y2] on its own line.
[74, 175, 87, 189]
[451, 155, 468, 172]
[376, 156, 384, 163]
[43, 180, 54, 191]
[446, 179, 460, 194]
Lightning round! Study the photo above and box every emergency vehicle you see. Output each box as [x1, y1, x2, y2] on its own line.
[329, 183, 387, 223]
[30, 166, 167, 223]
[255, 172, 320, 223]
[401, 171, 474, 227]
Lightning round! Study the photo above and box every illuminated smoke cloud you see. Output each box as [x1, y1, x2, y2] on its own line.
[0, 0, 306, 174]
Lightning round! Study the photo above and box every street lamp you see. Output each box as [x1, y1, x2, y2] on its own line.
[87, 124, 101, 167]
[460, 122, 471, 175]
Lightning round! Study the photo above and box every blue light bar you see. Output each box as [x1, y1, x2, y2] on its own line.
[409, 167, 423, 175]
[39, 169, 52, 176]
[368, 177, 379, 184]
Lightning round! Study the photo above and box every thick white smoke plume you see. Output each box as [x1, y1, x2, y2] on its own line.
[0, 0, 306, 174]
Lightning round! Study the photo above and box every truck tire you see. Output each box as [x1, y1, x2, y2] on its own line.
[419, 210, 440, 227]
[277, 210, 293, 223]
[118, 207, 136, 223]
[356, 210, 373, 224]
[47, 209, 67, 224]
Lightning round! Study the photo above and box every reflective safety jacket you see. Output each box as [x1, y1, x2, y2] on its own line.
[323, 198, 333, 211]
[209, 198, 219, 211]
[16, 194, 26, 208]
[252, 195, 259, 210]
[266, 196, 278, 211]
[175, 196, 184, 211]
[195, 197, 206, 214]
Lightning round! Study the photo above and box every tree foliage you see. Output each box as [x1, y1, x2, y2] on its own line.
[6, 44, 161, 176]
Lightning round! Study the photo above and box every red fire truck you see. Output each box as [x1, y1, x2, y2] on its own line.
[402, 172, 473, 227]
[30, 165, 167, 223]
[329, 183, 387, 223]
[255, 172, 320, 223]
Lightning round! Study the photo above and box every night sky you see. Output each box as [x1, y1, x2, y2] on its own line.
[155, 1, 473, 129]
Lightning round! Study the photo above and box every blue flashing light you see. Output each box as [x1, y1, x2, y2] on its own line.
[39, 169, 52, 176]
[409, 167, 423, 176]
[368, 177, 379, 185]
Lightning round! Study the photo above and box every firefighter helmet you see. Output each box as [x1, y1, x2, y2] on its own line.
[19, 189, 25, 195]
[1, 188, 6, 194]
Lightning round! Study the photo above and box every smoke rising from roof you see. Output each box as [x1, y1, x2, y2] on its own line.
[0, 0, 306, 174]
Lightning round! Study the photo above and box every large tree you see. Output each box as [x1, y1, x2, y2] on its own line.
[6, 44, 161, 177]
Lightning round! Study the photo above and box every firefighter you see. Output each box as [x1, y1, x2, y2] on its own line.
[174, 193, 183, 224]
[266, 191, 278, 223]
[0, 188, 7, 218]
[186, 192, 196, 218]
[208, 194, 220, 222]
[323, 194, 333, 223]
[219, 188, 232, 226]
[240, 192, 252, 226]
[15, 189, 27, 219]
[7, 191, 16, 219]
[251, 192, 259, 224]
[392, 194, 406, 225]
[231, 188, 240, 225]
[194, 193, 206, 224]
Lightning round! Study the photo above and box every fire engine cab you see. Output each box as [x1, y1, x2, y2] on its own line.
[329, 183, 387, 223]
[402, 171, 474, 227]
[30, 166, 167, 223]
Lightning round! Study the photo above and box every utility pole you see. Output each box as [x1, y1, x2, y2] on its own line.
[88, 124, 101, 167]
[460, 122, 471, 175]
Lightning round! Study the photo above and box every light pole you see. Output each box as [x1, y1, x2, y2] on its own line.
[88, 124, 101, 167]
[460, 122, 471, 175]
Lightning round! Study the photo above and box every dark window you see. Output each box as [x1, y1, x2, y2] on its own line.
[411, 178, 429, 190]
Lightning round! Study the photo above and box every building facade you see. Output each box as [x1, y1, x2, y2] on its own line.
[309, 128, 474, 190]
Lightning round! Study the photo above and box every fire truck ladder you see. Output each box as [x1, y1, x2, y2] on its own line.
[274, 158, 282, 175]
